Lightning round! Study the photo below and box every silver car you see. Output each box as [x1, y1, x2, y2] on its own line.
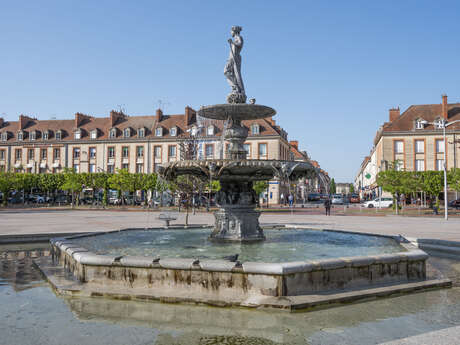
[331, 194, 344, 205]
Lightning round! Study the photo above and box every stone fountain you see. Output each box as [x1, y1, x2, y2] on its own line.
[162, 25, 317, 242]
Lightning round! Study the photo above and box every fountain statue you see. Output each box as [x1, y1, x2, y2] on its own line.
[162, 26, 318, 242]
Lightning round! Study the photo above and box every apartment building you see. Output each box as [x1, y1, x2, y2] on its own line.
[0, 106, 305, 204]
[355, 95, 460, 200]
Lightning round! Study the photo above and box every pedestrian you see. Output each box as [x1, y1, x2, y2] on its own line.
[280, 193, 284, 206]
[288, 194, 293, 207]
[324, 198, 331, 216]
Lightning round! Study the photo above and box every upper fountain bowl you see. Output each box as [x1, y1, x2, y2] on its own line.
[198, 103, 276, 121]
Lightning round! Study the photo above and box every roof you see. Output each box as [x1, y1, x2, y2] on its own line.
[0, 107, 285, 143]
[383, 103, 460, 133]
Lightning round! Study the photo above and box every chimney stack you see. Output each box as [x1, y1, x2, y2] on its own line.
[442, 94, 448, 120]
[184, 106, 195, 126]
[19, 114, 33, 130]
[0, 117, 4, 129]
[155, 108, 163, 122]
[110, 110, 125, 127]
[289, 140, 299, 150]
[389, 107, 400, 122]
[75, 112, 92, 128]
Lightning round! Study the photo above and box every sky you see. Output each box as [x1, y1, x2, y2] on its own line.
[1, 0, 460, 182]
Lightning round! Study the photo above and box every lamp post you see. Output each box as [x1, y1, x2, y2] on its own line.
[421, 119, 460, 220]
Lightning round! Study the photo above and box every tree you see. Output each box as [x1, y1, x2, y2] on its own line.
[349, 184, 355, 194]
[0, 172, 15, 206]
[92, 173, 111, 206]
[329, 178, 336, 194]
[60, 168, 85, 207]
[376, 165, 412, 214]
[253, 181, 268, 207]
[448, 168, 460, 196]
[421, 171, 444, 205]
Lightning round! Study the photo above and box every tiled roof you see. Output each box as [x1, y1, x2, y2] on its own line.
[383, 103, 460, 132]
[0, 107, 284, 142]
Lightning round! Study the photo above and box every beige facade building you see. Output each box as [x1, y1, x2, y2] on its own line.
[355, 95, 460, 200]
[0, 106, 321, 205]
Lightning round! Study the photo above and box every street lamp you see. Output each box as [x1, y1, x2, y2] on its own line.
[421, 119, 460, 220]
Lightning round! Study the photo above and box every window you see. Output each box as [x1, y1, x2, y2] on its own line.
[395, 160, 403, 171]
[136, 146, 144, 158]
[43, 131, 49, 140]
[415, 140, 424, 153]
[17, 131, 23, 141]
[251, 124, 260, 135]
[53, 148, 60, 160]
[0, 150, 5, 160]
[55, 131, 62, 140]
[109, 128, 116, 138]
[435, 119, 445, 129]
[170, 127, 177, 136]
[168, 145, 176, 158]
[415, 159, 425, 171]
[205, 144, 214, 158]
[108, 147, 115, 158]
[436, 139, 445, 153]
[191, 126, 197, 136]
[154, 146, 162, 158]
[258, 143, 267, 157]
[89, 164, 96, 173]
[28, 149, 34, 161]
[122, 163, 129, 170]
[415, 120, 425, 129]
[136, 163, 143, 173]
[90, 130, 97, 139]
[73, 164, 80, 173]
[138, 128, 145, 138]
[89, 147, 96, 158]
[124, 128, 130, 138]
[107, 165, 114, 173]
[436, 159, 444, 171]
[73, 148, 80, 159]
[30, 131, 36, 141]
[243, 144, 251, 156]
[74, 130, 81, 139]
[155, 127, 163, 137]
[207, 126, 214, 136]
[122, 146, 129, 158]
[41, 149, 47, 160]
[1, 132, 7, 141]
[394, 140, 404, 153]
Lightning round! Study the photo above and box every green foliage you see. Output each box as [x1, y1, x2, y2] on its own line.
[448, 168, 460, 192]
[253, 181, 268, 196]
[421, 171, 444, 198]
[349, 184, 354, 194]
[329, 178, 336, 194]
[0, 172, 15, 206]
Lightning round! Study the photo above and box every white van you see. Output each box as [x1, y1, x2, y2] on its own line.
[363, 197, 393, 208]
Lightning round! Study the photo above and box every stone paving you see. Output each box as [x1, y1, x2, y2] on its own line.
[0, 209, 459, 242]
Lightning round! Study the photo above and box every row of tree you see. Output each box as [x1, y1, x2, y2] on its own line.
[376, 167, 460, 213]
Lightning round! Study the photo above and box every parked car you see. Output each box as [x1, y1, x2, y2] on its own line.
[108, 196, 121, 205]
[448, 199, 460, 209]
[363, 197, 393, 208]
[349, 194, 360, 203]
[53, 194, 71, 204]
[307, 193, 321, 202]
[331, 194, 344, 205]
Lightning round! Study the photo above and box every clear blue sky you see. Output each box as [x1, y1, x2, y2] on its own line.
[2, 0, 460, 182]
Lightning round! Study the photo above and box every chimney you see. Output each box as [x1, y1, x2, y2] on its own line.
[442, 94, 448, 120]
[0, 117, 4, 129]
[389, 107, 400, 122]
[155, 108, 163, 122]
[184, 106, 195, 127]
[289, 140, 299, 150]
[19, 114, 32, 130]
[110, 110, 125, 127]
[75, 112, 92, 128]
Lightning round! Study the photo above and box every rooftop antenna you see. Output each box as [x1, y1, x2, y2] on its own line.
[157, 99, 171, 112]
[117, 104, 126, 114]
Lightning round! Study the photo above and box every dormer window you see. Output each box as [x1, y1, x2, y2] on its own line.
[74, 129, 81, 140]
[435, 118, 445, 129]
[191, 126, 197, 136]
[251, 124, 260, 135]
[30, 131, 37, 141]
[109, 128, 117, 138]
[123, 128, 131, 138]
[1, 132, 7, 141]
[17, 131, 24, 141]
[415, 119, 425, 130]
[155, 127, 163, 137]
[43, 131, 49, 140]
[90, 129, 98, 139]
[207, 125, 214, 136]
[170, 127, 177, 136]
[138, 128, 145, 138]
[55, 130, 62, 140]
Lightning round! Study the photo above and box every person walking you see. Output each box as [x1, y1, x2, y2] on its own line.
[324, 198, 331, 216]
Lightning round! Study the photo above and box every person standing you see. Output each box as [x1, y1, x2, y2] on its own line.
[324, 198, 331, 216]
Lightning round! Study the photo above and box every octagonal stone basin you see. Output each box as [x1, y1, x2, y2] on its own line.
[48, 228, 430, 310]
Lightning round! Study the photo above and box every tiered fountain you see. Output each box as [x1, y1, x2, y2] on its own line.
[162, 25, 317, 242]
